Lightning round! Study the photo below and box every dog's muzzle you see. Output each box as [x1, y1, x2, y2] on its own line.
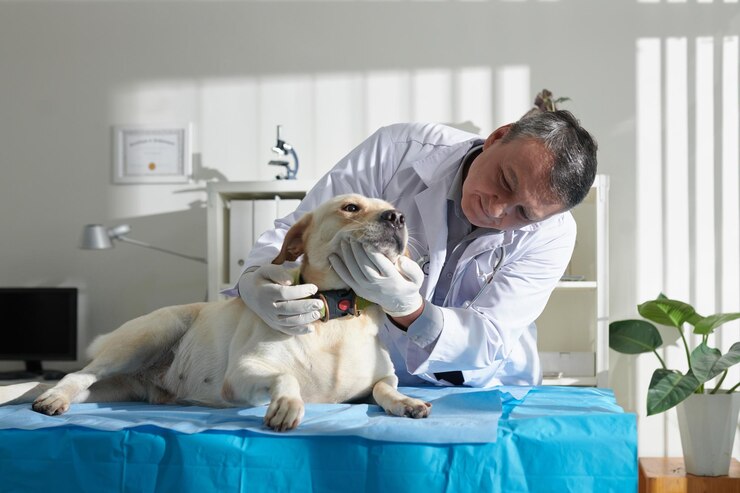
[375, 209, 407, 256]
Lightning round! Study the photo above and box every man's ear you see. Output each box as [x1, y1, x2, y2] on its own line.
[271, 213, 312, 264]
[483, 124, 512, 150]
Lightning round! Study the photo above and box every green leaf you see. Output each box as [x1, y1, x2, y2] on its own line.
[690, 342, 740, 383]
[638, 298, 697, 328]
[647, 369, 700, 416]
[690, 343, 722, 383]
[609, 320, 663, 354]
[693, 313, 740, 335]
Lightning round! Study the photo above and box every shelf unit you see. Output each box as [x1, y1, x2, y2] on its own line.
[537, 175, 609, 387]
[207, 176, 610, 387]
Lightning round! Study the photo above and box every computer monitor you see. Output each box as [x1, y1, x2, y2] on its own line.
[0, 287, 77, 380]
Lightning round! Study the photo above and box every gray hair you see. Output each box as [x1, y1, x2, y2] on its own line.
[503, 110, 598, 209]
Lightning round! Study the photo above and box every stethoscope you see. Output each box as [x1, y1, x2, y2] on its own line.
[416, 244, 507, 308]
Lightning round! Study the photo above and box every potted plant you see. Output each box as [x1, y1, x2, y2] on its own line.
[609, 294, 740, 476]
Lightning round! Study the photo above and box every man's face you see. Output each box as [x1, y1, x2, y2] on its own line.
[461, 127, 565, 231]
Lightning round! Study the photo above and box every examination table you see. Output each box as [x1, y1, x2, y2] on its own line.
[0, 385, 637, 493]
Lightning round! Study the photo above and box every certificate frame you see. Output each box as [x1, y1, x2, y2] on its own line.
[113, 124, 192, 184]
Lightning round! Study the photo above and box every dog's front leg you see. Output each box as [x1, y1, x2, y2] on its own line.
[372, 375, 432, 419]
[262, 374, 305, 432]
[222, 367, 305, 432]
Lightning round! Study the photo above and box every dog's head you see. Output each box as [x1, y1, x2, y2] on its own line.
[272, 194, 408, 290]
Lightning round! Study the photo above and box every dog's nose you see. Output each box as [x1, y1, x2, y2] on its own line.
[380, 209, 405, 229]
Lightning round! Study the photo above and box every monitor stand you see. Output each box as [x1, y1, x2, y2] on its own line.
[0, 360, 67, 381]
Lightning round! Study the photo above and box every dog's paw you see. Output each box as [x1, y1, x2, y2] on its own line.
[264, 396, 305, 432]
[32, 389, 71, 416]
[385, 397, 432, 419]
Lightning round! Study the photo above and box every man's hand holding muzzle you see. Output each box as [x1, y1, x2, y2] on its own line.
[328, 239, 424, 318]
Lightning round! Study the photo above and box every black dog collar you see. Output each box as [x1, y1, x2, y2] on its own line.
[297, 275, 372, 322]
[314, 288, 360, 322]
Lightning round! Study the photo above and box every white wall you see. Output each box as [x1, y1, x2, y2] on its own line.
[0, 0, 738, 458]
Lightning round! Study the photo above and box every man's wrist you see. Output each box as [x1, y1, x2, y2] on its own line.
[236, 266, 260, 298]
[387, 301, 425, 331]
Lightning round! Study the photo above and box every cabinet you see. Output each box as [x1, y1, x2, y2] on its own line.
[206, 180, 313, 300]
[207, 176, 610, 388]
[536, 175, 610, 387]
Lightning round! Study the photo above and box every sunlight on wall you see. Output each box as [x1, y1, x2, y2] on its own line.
[455, 67, 494, 133]
[313, 73, 366, 174]
[721, 36, 740, 340]
[662, 36, 691, 458]
[635, 33, 740, 457]
[365, 71, 412, 132]
[107, 66, 500, 219]
[496, 65, 531, 129]
[664, 37, 689, 303]
[694, 36, 716, 322]
[636, 36, 666, 455]
[636, 38, 663, 305]
[412, 69, 453, 123]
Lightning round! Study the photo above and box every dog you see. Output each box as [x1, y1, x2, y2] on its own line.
[0, 194, 431, 431]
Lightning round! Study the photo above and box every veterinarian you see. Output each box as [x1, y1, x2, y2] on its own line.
[236, 109, 597, 388]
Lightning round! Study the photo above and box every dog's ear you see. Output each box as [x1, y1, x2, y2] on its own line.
[272, 212, 312, 265]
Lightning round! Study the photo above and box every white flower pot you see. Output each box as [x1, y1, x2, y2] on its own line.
[676, 391, 740, 476]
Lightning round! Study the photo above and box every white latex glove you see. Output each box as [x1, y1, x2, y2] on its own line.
[328, 239, 424, 317]
[238, 264, 323, 335]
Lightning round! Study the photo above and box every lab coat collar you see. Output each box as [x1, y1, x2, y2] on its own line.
[410, 138, 498, 299]
[412, 147, 470, 298]
[411, 140, 479, 187]
[518, 211, 568, 232]
[414, 175, 454, 298]
[458, 229, 513, 267]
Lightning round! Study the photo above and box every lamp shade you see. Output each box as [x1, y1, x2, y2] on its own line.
[80, 224, 113, 250]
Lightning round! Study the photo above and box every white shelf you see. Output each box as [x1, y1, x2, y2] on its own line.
[209, 180, 312, 199]
[536, 175, 609, 387]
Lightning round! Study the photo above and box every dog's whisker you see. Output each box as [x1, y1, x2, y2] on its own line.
[405, 243, 422, 259]
[405, 237, 425, 258]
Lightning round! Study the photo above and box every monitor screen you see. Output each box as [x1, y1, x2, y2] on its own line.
[0, 287, 77, 361]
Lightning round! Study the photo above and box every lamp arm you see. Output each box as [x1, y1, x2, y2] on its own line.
[115, 236, 207, 264]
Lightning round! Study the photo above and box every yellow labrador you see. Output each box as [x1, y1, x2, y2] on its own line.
[0, 194, 431, 431]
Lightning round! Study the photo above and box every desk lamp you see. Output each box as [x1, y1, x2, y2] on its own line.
[80, 224, 206, 264]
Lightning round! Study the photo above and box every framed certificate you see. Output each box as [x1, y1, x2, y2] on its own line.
[113, 124, 192, 184]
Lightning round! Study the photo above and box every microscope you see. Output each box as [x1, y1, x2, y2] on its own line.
[268, 125, 299, 180]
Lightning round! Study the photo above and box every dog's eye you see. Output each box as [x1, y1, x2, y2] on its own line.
[342, 203, 360, 213]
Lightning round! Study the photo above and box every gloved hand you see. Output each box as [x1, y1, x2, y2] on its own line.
[328, 239, 424, 318]
[238, 264, 324, 335]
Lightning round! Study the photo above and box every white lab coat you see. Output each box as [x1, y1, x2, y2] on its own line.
[245, 123, 576, 388]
